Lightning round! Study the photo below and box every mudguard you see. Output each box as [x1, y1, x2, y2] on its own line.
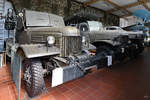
[94, 40, 120, 46]
[82, 43, 96, 51]
[19, 44, 60, 58]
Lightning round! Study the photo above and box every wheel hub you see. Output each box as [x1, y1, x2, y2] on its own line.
[24, 67, 32, 85]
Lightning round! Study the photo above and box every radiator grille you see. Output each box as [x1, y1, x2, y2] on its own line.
[62, 36, 82, 57]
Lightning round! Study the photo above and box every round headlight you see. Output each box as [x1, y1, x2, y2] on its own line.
[82, 36, 86, 43]
[47, 36, 55, 45]
[19, 13, 23, 17]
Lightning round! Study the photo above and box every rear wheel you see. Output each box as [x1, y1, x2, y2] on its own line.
[96, 46, 115, 57]
[23, 59, 44, 97]
[137, 44, 144, 55]
[129, 44, 144, 60]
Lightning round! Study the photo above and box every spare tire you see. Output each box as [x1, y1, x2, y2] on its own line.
[78, 23, 89, 32]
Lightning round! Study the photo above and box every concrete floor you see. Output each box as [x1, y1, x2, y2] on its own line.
[0, 48, 150, 100]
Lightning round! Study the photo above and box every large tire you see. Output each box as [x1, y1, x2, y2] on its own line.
[129, 45, 144, 60]
[96, 46, 114, 57]
[23, 59, 44, 97]
[137, 45, 144, 54]
[96, 46, 109, 54]
[96, 46, 114, 68]
[78, 23, 89, 32]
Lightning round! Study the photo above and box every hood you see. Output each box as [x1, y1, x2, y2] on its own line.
[27, 26, 80, 36]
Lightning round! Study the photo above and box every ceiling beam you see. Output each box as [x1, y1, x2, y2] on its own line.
[73, 0, 129, 20]
[84, 0, 100, 6]
[120, 13, 133, 18]
[141, 0, 150, 11]
[108, 0, 150, 13]
[143, 3, 150, 10]
[83, 0, 129, 20]
[104, 0, 132, 15]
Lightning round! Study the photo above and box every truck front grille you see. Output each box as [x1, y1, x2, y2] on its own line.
[62, 36, 82, 57]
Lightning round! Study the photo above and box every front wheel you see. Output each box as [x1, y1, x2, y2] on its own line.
[23, 59, 44, 97]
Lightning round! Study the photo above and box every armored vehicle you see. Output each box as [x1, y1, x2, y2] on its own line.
[4, 10, 113, 97]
